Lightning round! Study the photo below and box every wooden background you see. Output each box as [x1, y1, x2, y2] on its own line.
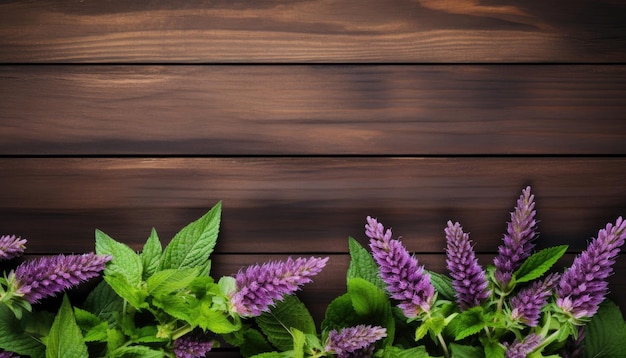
[1, 0, 626, 356]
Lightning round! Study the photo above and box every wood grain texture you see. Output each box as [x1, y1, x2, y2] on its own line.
[1, 157, 624, 254]
[2, 65, 626, 155]
[1, 0, 625, 63]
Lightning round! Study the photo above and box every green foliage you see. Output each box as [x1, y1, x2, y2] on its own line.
[256, 295, 317, 351]
[583, 300, 626, 358]
[347, 237, 385, 290]
[0, 304, 46, 357]
[513, 245, 568, 284]
[45, 295, 89, 358]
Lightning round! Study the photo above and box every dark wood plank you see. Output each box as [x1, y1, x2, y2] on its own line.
[1, 0, 625, 63]
[2, 65, 626, 155]
[1, 158, 624, 254]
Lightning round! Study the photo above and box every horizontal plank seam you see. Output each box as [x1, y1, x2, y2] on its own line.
[1, 154, 625, 159]
[2, 62, 626, 67]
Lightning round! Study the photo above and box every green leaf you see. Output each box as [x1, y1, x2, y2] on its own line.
[583, 300, 626, 358]
[0, 305, 46, 357]
[104, 272, 148, 309]
[250, 352, 293, 358]
[321, 293, 360, 333]
[347, 236, 385, 290]
[96, 229, 143, 286]
[160, 202, 221, 271]
[46, 295, 89, 358]
[450, 343, 484, 358]
[428, 270, 456, 301]
[111, 345, 164, 358]
[451, 307, 487, 340]
[381, 345, 432, 358]
[514, 245, 568, 284]
[347, 277, 395, 347]
[239, 328, 275, 358]
[82, 280, 124, 325]
[291, 328, 305, 358]
[74, 307, 108, 342]
[256, 295, 317, 351]
[146, 268, 198, 296]
[141, 228, 163, 279]
[484, 340, 505, 358]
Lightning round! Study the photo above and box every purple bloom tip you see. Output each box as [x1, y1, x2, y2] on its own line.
[368, 217, 435, 318]
[11, 253, 111, 304]
[510, 273, 560, 326]
[230, 256, 328, 317]
[445, 221, 490, 310]
[494, 186, 538, 289]
[0, 235, 27, 261]
[556, 216, 626, 319]
[505, 333, 543, 358]
[173, 333, 215, 358]
[325, 325, 387, 358]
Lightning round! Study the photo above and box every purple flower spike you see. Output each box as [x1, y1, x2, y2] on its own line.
[9, 253, 111, 303]
[0, 235, 27, 261]
[230, 256, 328, 317]
[510, 273, 560, 326]
[504, 333, 543, 358]
[367, 217, 435, 318]
[556, 217, 626, 319]
[173, 333, 215, 358]
[0, 351, 19, 358]
[494, 186, 538, 289]
[445, 221, 490, 310]
[325, 325, 386, 358]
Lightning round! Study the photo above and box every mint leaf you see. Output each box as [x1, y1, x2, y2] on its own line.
[381, 345, 431, 358]
[290, 328, 305, 358]
[46, 295, 88, 358]
[96, 229, 143, 286]
[514, 245, 568, 284]
[321, 293, 359, 332]
[451, 307, 486, 340]
[239, 328, 274, 358]
[256, 295, 316, 351]
[0, 305, 46, 357]
[347, 237, 385, 290]
[104, 272, 148, 309]
[141, 228, 163, 279]
[74, 307, 108, 342]
[111, 345, 164, 358]
[583, 300, 626, 358]
[146, 268, 198, 296]
[160, 201, 221, 272]
[450, 343, 483, 358]
[484, 341, 505, 358]
[82, 280, 124, 325]
[428, 270, 455, 301]
[347, 277, 395, 348]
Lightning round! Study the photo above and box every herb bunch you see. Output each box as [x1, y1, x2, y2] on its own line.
[1, 188, 626, 358]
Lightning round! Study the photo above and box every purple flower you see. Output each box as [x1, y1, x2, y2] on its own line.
[509, 273, 560, 326]
[229, 256, 328, 317]
[504, 333, 543, 358]
[0, 235, 26, 261]
[173, 333, 215, 358]
[556, 217, 626, 319]
[367, 217, 435, 318]
[445, 221, 490, 310]
[494, 186, 538, 289]
[324, 325, 387, 358]
[9, 253, 111, 304]
[0, 351, 19, 358]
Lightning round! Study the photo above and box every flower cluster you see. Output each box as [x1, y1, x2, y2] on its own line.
[361, 187, 626, 358]
[445, 221, 490, 310]
[324, 325, 387, 358]
[366, 216, 435, 318]
[0, 235, 26, 261]
[172, 332, 215, 358]
[493, 186, 538, 290]
[229, 256, 328, 317]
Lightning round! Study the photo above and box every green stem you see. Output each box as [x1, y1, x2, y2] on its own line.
[437, 333, 450, 358]
[171, 324, 194, 340]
